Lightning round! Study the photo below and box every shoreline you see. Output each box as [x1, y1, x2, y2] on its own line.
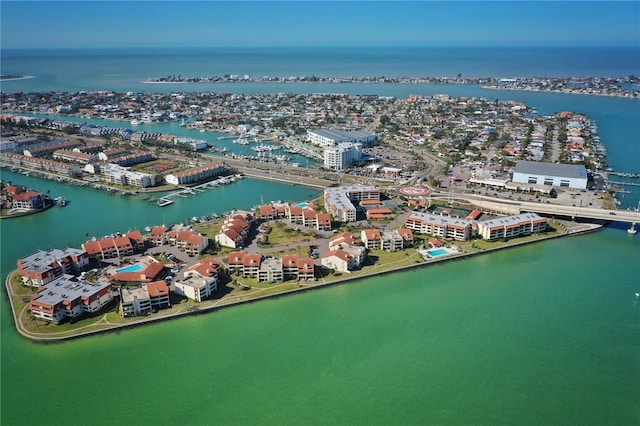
[0, 201, 55, 219]
[138, 76, 639, 99]
[4, 220, 603, 343]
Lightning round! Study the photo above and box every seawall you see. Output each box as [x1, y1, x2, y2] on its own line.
[4, 221, 604, 343]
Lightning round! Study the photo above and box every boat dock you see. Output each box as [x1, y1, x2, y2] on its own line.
[153, 175, 244, 205]
[610, 180, 640, 188]
[607, 171, 640, 179]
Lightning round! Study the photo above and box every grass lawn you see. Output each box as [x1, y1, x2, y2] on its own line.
[261, 221, 316, 246]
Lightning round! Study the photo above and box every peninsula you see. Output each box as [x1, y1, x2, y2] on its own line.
[2, 87, 639, 341]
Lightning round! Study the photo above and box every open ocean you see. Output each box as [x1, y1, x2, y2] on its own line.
[2, 45, 640, 92]
[1, 46, 639, 425]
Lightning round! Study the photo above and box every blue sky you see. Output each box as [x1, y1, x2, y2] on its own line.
[1, 1, 639, 48]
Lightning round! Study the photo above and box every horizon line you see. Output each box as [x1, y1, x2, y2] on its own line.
[2, 43, 639, 50]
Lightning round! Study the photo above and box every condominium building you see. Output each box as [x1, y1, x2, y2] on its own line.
[168, 229, 208, 256]
[258, 257, 284, 283]
[120, 286, 152, 317]
[101, 163, 155, 188]
[361, 229, 383, 250]
[164, 162, 225, 185]
[321, 249, 357, 273]
[29, 275, 114, 324]
[82, 236, 135, 259]
[476, 213, 548, 241]
[404, 212, 472, 241]
[324, 185, 380, 223]
[381, 230, 405, 252]
[174, 257, 220, 302]
[17, 248, 90, 287]
[323, 142, 363, 171]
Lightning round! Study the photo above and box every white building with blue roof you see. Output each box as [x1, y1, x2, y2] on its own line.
[307, 129, 377, 148]
[512, 160, 588, 189]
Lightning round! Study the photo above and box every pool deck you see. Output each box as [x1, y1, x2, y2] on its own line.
[417, 247, 460, 260]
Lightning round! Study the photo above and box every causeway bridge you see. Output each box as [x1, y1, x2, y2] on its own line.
[429, 193, 640, 226]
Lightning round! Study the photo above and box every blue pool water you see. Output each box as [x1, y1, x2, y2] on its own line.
[427, 248, 449, 257]
[298, 202, 309, 208]
[116, 264, 143, 273]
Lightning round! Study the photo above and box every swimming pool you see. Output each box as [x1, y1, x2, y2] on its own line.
[426, 248, 450, 257]
[116, 264, 143, 273]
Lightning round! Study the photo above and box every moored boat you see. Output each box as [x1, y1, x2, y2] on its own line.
[157, 197, 174, 207]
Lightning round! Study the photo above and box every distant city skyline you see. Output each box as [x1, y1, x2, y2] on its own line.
[1, 1, 639, 49]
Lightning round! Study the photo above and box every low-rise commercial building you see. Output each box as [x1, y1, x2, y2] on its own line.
[307, 129, 377, 148]
[512, 160, 588, 189]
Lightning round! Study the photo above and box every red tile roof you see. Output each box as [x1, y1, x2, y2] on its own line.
[147, 281, 169, 297]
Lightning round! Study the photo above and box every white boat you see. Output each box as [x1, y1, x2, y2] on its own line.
[130, 119, 140, 125]
[635, 292, 640, 300]
[144, 226, 152, 232]
[157, 197, 174, 207]
[54, 197, 67, 206]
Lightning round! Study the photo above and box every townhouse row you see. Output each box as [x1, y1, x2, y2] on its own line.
[147, 225, 209, 256]
[228, 252, 315, 282]
[258, 202, 332, 229]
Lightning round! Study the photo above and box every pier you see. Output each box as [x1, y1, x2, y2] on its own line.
[609, 180, 640, 187]
[607, 171, 640, 179]
[153, 175, 244, 204]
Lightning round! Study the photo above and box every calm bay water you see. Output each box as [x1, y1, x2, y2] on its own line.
[1, 47, 639, 425]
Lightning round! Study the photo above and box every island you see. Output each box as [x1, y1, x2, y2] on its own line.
[143, 74, 640, 98]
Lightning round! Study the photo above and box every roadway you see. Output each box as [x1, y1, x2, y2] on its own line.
[430, 193, 640, 224]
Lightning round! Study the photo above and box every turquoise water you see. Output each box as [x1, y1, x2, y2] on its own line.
[427, 248, 449, 257]
[1, 224, 639, 425]
[115, 264, 143, 273]
[1, 47, 639, 425]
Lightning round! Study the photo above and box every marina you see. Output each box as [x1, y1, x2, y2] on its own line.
[152, 174, 245, 205]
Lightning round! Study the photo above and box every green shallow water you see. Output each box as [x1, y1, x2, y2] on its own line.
[2, 209, 639, 424]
